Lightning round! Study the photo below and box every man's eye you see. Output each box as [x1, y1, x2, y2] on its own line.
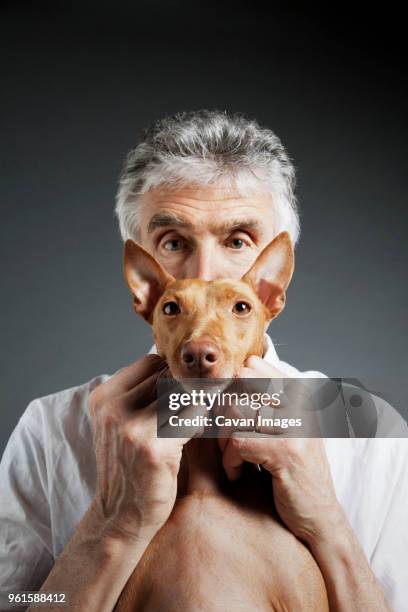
[163, 239, 184, 251]
[232, 301, 252, 315]
[227, 238, 247, 250]
[162, 301, 181, 315]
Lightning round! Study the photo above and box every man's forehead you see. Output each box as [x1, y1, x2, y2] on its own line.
[140, 184, 273, 234]
[146, 211, 264, 235]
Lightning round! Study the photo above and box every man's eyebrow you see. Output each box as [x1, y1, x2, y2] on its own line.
[147, 213, 194, 234]
[216, 218, 264, 235]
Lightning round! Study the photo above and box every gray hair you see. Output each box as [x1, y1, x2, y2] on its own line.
[115, 110, 300, 244]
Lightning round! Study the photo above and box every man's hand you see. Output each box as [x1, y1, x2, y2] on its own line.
[89, 353, 198, 543]
[223, 433, 343, 542]
[34, 354, 200, 612]
[220, 355, 343, 544]
[219, 355, 391, 612]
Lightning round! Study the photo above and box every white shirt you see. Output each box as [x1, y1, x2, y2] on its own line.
[0, 334, 407, 610]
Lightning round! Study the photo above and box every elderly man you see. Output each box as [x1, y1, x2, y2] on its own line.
[0, 110, 406, 611]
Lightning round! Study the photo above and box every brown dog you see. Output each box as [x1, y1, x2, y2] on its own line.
[124, 231, 294, 380]
[114, 232, 328, 612]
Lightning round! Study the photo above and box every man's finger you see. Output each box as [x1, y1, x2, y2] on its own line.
[157, 399, 208, 438]
[241, 356, 286, 378]
[107, 354, 166, 394]
[120, 370, 168, 411]
[222, 432, 287, 480]
[221, 435, 245, 481]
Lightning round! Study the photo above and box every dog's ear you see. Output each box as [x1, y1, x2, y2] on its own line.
[241, 231, 294, 320]
[124, 240, 175, 323]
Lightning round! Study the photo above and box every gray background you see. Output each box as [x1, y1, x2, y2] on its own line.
[1, 1, 407, 453]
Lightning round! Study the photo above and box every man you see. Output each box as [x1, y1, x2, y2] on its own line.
[0, 110, 406, 611]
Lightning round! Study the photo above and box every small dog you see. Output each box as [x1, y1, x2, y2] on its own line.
[123, 231, 294, 381]
[116, 233, 329, 612]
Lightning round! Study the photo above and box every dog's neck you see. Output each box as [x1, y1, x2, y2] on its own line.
[177, 438, 226, 497]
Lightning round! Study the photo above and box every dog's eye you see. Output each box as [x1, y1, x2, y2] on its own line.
[233, 301, 252, 315]
[162, 301, 181, 316]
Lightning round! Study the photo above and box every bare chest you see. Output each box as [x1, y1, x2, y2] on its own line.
[114, 465, 327, 612]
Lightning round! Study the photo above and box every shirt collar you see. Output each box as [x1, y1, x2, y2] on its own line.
[262, 332, 280, 365]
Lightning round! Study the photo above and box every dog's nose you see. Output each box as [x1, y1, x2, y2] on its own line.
[181, 341, 220, 374]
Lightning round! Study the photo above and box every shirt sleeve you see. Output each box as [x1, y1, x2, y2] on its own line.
[0, 403, 54, 611]
[369, 438, 408, 611]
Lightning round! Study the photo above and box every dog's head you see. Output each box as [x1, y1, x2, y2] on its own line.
[124, 232, 294, 380]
